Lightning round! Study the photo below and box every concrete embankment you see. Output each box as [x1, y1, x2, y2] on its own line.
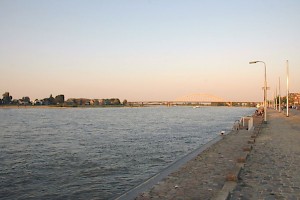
[116, 113, 263, 200]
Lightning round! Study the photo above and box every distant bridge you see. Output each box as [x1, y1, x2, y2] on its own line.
[129, 94, 228, 106]
[128, 93, 259, 107]
[174, 93, 225, 103]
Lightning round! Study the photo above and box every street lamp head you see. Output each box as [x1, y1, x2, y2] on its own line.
[249, 61, 259, 64]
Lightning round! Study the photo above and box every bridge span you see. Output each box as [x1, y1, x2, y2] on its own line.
[128, 94, 258, 107]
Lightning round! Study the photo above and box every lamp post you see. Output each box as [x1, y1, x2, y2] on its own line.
[250, 61, 267, 123]
[275, 87, 278, 110]
[273, 91, 276, 109]
[286, 60, 289, 117]
[279, 77, 281, 112]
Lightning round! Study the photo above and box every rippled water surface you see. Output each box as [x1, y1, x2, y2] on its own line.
[0, 106, 254, 199]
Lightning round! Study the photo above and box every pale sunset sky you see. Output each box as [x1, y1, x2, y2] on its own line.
[0, 0, 299, 102]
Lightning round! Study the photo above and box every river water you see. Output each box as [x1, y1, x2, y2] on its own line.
[0, 106, 254, 199]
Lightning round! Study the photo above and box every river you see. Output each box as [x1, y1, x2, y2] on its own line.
[0, 106, 254, 199]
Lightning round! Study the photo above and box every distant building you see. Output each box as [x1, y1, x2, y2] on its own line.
[99, 99, 105, 105]
[65, 98, 76, 106]
[290, 92, 300, 105]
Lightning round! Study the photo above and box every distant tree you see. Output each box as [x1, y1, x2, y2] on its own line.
[22, 96, 31, 104]
[93, 99, 99, 106]
[109, 98, 121, 105]
[122, 99, 128, 105]
[34, 99, 42, 105]
[71, 98, 80, 105]
[81, 99, 90, 105]
[104, 99, 111, 105]
[11, 99, 19, 105]
[282, 96, 293, 104]
[72, 98, 78, 106]
[73, 98, 85, 105]
[22, 96, 30, 102]
[115, 98, 121, 105]
[42, 98, 49, 105]
[2, 92, 12, 104]
[49, 94, 55, 105]
[99, 99, 105, 105]
[55, 95, 65, 104]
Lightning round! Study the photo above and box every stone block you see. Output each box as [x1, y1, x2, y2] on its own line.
[226, 173, 238, 182]
[237, 157, 246, 163]
[248, 139, 255, 144]
[243, 146, 252, 152]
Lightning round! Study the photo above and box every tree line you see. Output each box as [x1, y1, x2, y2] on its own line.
[1, 92, 126, 106]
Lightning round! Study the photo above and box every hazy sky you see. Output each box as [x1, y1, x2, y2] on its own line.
[1, 0, 299, 102]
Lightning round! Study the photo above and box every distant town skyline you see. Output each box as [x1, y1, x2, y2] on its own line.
[1, 0, 300, 102]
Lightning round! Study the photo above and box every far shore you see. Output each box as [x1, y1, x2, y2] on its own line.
[0, 104, 257, 110]
[0, 105, 68, 109]
[0, 105, 127, 109]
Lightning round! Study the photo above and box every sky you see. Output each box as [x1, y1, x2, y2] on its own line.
[0, 0, 299, 102]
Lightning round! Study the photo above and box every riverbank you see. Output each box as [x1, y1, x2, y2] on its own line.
[0, 105, 125, 109]
[0, 104, 256, 109]
[126, 109, 300, 200]
[0, 105, 67, 109]
[116, 114, 263, 200]
[230, 109, 300, 199]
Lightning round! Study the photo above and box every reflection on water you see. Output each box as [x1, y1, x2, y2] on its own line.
[0, 106, 254, 199]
